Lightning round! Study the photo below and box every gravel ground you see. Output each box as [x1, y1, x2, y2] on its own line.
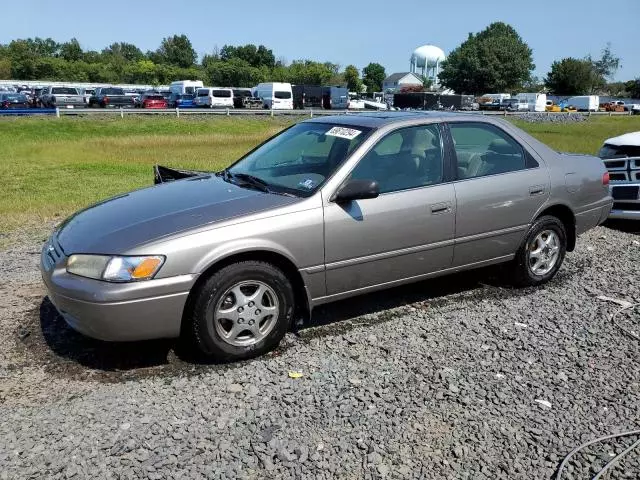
[0, 224, 638, 479]
[516, 113, 588, 124]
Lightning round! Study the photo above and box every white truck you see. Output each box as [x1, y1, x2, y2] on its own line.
[566, 95, 599, 112]
[516, 93, 546, 112]
[598, 131, 640, 220]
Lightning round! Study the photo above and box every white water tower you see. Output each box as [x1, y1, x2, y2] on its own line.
[410, 45, 446, 84]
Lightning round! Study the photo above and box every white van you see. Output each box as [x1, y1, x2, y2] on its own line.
[194, 88, 234, 108]
[516, 93, 546, 112]
[170, 80, 204, 96]
[254, 82, 293, 109]
[566, 95, 599, 112]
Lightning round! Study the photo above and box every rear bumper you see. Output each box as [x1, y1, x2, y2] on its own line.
[576, 199, 613, 234]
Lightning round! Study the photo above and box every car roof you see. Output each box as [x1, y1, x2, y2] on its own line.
[304, 111, 493, 129]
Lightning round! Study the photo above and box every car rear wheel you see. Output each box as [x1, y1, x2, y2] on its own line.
[186, 261, 295, 361]
[509, 215, 567, 287]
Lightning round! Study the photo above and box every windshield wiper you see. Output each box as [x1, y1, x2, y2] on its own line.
[219, 169, 299, 197]
[228, 172, 271, 193]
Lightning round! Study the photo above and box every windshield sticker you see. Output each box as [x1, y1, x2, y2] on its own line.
[298, 179, 316, 190]
[325, 126, 362, 140]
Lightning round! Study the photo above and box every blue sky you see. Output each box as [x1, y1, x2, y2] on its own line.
[2, 0, 638, 81]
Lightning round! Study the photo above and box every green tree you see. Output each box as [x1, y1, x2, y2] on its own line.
[286, 60, 335, 85]
[29, 37, 59, 57]
[343, 65, 362, 91]
[102, 42, 144, 62]
[362, 62, 385, 93]
[59, 38, 83, 62]
[520, 75, 545, 92]
[155, 35, 196, 68]
[439, 22, 534, 94]
[626, 78, 640, 99]
[0, 58, 11, 78]
[545, 58, 599, 95]
[6, 40, 38, 78]
[422, 76, 433, 90]
[219, 44, 275, 68]
[588, 43, 620, 81]
[206, 58, 265, 87]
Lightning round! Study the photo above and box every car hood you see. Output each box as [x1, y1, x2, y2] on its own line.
[56, 175, 300, 254]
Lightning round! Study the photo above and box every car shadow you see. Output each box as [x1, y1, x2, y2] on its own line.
[38, 297, 177, 373]
[604, 220, 640, 235]
[34, 266, 504, 374]
[299, 268, 495, 332]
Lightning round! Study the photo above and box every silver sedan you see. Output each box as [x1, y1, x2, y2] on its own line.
[41, 113, 612, 361]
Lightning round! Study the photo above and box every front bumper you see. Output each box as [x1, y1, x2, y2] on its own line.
[609, 183, 640, 221]
[40, 239, 198, 341]
[609, 207, 640, 220]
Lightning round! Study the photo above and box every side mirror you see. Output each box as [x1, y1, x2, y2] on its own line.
[333, 179, 380, 203]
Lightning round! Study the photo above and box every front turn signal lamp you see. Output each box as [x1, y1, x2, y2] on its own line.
[66, 255, 165, 282]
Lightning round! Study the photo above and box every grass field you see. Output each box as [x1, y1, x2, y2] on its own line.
[1, 114, 639, 233]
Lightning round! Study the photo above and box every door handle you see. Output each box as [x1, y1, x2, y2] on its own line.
[430, 202, 451, 214]
[529, 185, 545, 196]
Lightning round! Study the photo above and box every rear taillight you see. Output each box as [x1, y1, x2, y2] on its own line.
[2, 101, 9, 108]
[104, 96, 109, 104]
[602, 172, 610, 186]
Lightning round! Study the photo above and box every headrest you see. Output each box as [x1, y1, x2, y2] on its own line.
[488, 139, 518, 155]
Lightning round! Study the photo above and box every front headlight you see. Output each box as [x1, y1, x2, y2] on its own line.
[66, 254, 165, 282]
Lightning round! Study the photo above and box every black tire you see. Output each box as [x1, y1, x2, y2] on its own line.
[186, 261, 295, 362]
[510, 215, 567, 287]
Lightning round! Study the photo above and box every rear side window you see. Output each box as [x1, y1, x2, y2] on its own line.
[449, 123, 533, 180]
[52, 87, 78, 95]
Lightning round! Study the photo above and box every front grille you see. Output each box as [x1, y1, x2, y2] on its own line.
[611, 186, 640, 200]
[604, 156, 640, 188]
[610, 172, 628, 181]
[604, 159, 628, 170]
[613, 202, 640, 211]
[42, 236, 64, 271]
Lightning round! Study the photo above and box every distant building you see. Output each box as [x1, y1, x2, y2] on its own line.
[383, 72, 424, 93]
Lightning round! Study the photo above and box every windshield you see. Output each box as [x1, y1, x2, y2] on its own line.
[212, 89, 231, 97]
[102, 88, 124, 95]
[2, 94, 27, 101]
[274, 91, 292, 99]
[52, 87, 78, 95]
[599, 143, 640, 159]
[228, 122, 371, 196]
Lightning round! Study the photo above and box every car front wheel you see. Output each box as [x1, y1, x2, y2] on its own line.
[186, 261, 295, 361]
[510, 215, 567, 287]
